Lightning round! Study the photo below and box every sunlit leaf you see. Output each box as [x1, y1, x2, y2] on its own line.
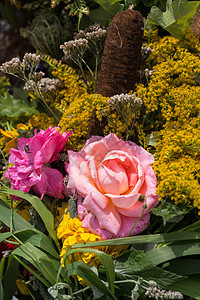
[0, 93, 38, 117]
[152, 201, 189, 225]
[148, 0, 200, 38]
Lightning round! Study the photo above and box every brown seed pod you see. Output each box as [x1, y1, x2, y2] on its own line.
[95, 9, 144, 97]
[87, 9, 144, 138]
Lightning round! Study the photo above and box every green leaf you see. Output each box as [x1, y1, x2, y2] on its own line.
[92, 0, 124, 24]
[0, 281, 3, 300]
[148, 0, 200, 38]
[164, 258, 200, 275]
[0, 232, 12, 243]
[152, 201, 189, 225]
[2, 256, 19, 300]
[67, 248, 115, 293]
[65, 261, 117, 299]
[0, 93, 39, 117]
[0, 198, 34, 231]
[146, 133, 159, 147]
[90, 6, 112, 26]
[67, 197, 78, 219]
[168, 277, 200, 299]
[112, 249, 182, 289]
[71, 230, 200, 248]
[0, 188, 59, 249]
[13, 242, 61, 286]
[146, 242, 200, 265]
[14, 229, 60, 259]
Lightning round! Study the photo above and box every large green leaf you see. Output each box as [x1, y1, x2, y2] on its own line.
[65, 261, 117, 300]
[164, 258, 200, 275]
[168, 277, 200, 299]
[0, 188, 59, 249]
[13, 229, 59, 259]
[0, 198, 33, 231]
[148, 0, 200, 38]
[112, 249, 182, 289]
[0, 93, 38, 117]
[94, 0, 124, 16]
[2, 256, 19, 300]
[146, 242, 200, 265]
[71, 230, 200, 248]
[152, 201, 189, 225]
[67, 248, 115, 293]
[90, 0, 124, 25]
[13, 242, 61, 286]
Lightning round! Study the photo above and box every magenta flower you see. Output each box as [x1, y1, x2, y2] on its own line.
[7, 127, 72, 200]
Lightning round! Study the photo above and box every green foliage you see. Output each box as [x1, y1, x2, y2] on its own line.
[152, 201, 189, 225]
[168, 277, 200, 299]
[66, 248, 115, 293]
[148, 0, 200, 38]
[0, 256, 19, 300]
[0, 188, 59, 249]
[67, 196, 78, 218]
[20, 10, 73, 59]
[0, 0, 19, 28]
[0, 93, 39, 118]
[90, 0, 124, 25]
[112, 249, 182, 287]
[65, 261, 117, 299]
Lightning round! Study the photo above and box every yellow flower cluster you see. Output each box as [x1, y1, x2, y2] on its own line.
[136, 41, 200, 118]
[49, 63, 109, 148]
[28, 113, 55, 130]
[153, 118, 200, 212]
[57, 208, 122, 268]
[135, 31, 200, 211]
[0, 124, 30, 156]
[57, 210, 102, 266]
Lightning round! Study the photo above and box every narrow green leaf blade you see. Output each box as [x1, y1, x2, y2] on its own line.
[0, 232, 12, 243]
[13, 242, 60, 286]
[71, 230, 200, 248]
[14, 229, 59, 259]
[67, 248, 115, 293]
[0, 188, 59, 248]
[146, 242, 200, 265]
[0, 198, 34, 231]
[168, 277, 200, 299]
[164, 258, 200, 275]
[2, 256, 19, 300]
[65, 261, 117, 300]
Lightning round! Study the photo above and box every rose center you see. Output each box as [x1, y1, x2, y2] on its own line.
[97, 159, 129, 195]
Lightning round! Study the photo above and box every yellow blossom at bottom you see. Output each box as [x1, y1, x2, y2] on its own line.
[57, 208, 127, 284]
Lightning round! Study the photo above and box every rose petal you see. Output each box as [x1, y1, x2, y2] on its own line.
[83, 193, 121, 235]
[117, 193, 159, 217]
[67, 150, 109, 209]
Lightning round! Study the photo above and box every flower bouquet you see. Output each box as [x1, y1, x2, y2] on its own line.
[0, 1, 200, 299]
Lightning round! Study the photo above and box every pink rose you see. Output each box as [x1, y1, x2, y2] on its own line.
[66, 133, 158, 239]
[7, 127, 72, 200]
